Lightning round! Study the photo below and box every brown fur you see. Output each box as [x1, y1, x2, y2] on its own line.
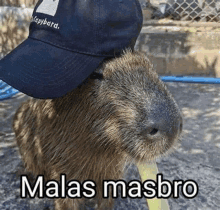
[13, 50, 182, 210]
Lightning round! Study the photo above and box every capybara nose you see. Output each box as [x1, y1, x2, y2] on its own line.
[141, 101, 182, 141]
[143, 116, 182, 141]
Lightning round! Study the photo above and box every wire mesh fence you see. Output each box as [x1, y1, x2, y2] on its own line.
[144, 0, 220, 22]
[1, 0, 220, 22]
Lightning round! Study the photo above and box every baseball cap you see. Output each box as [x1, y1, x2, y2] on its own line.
[0, 0, 143, 99]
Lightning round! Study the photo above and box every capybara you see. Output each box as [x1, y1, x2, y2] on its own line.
[13, 50, 183, 210]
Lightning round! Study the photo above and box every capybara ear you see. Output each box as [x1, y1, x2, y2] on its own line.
[13, 50, 182, 210]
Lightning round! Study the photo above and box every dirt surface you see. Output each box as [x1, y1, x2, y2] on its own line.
[0, 82, 220, 210]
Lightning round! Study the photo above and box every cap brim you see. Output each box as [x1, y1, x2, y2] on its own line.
[0, 38, 105, 99]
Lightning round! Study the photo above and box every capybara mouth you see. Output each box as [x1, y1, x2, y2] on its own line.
[122, 135, 179, 162]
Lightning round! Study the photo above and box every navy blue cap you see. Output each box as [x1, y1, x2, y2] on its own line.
[0, 0, 143, 99]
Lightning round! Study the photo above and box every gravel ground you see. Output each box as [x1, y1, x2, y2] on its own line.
[0, 82, 220, 210]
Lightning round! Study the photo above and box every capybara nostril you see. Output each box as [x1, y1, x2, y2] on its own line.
[149, 128, 159, 136]
[140, 126, 159, 138]
[179, 116, 183, 134]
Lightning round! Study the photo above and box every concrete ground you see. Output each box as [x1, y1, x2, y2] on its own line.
[0, 82, 220, 210]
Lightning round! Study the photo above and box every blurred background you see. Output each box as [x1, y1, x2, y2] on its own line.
[138, 0, 220, 77]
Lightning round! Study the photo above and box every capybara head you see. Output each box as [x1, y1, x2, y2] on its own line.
[13, 50, 182, 210]
[96, 50, 182, 162]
